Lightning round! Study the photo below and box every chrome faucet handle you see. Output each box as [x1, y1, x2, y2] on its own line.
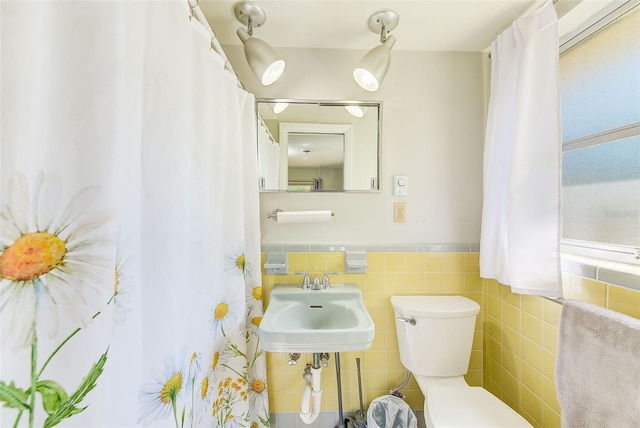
[295, 272, 311, 289]
[321, 272, 337, 288]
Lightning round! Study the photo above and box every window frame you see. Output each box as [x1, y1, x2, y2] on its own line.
[559, 0, 640, 267]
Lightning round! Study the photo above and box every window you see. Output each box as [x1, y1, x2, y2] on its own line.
[560, 2, 640, 264]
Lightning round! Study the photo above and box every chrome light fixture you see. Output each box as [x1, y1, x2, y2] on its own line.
[234, 1, 286, 86]
[353, 9, 399, 92]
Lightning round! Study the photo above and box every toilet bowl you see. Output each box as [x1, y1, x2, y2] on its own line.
[391, 295, 532, 428]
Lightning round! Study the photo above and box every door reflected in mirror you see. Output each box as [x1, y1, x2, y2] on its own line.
[257, 99, 381, 192]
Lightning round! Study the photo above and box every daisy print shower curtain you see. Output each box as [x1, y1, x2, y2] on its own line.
[1, 2, 269, 427]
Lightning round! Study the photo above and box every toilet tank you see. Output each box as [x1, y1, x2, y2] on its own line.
[391, 295, 480, 377]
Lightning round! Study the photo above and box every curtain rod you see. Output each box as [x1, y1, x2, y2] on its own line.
[488, 0, 559, 58]
[187, 0, 244, 89]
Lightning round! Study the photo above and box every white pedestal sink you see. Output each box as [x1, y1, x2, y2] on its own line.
[258, 283, 375, 352]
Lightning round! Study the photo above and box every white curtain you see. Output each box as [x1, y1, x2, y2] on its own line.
[480, 0, 563, 297]
[0, 2, 269, 427]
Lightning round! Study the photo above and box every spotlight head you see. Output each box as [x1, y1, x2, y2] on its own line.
[353, 36, 396, 92]
[234, 1, 286, 86]
[353, 9, 399, 92]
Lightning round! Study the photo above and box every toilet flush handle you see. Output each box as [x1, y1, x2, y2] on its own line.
[397, 317, 416, 326]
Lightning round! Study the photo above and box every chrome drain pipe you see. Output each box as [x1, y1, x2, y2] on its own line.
[334, 352, 345, 427]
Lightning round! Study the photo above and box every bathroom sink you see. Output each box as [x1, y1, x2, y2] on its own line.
[258, 283, 375, 352]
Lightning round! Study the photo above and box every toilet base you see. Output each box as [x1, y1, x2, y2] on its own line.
[423, 386, 533, 428]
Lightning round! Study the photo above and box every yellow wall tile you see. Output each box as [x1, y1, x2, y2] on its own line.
[364, 291, 386, 311]
[501, 369, 521, 402]
[444, 252, 465, 272]
[502, 325, 522, 355]
[487, 295, 503, 321]
[521, 312, 543, 345]
[521, 386, 543, 426]
[521, 337, 543, 372]
[521, 295, 544, 319]
[542, 322, 559, 354]
[386, 347, 404, 371]
[542, 349, 556, 381]
[484, 316, 503, 344]
[503, 347, 521, 378]
[366, 253, 386, 272]
[444, 273, 465, 292]
[385, 331, 399, 351]
[464, 252, 480, 272]
[543, 299, 562, 327]
[465, 369, 483, 387]
[607, 284, 640, 318]
[543, 375, 561, 413]
[424, 253, 445, 272]
[425, 273, 445, 291]
[485, 279, 502, 298]
[503, 302, 521, 332]
[503, 286, 521, 309]
[406, 252, 425, 272]
[521, 362, 543, 397]
[365, 272, 386, 292]
[405, 272, 425, 292]
[365, 351, 386, 371]
[570, 276, 607, 306]
[306, 252, 327, 272]
[386, 253, 405, 272]
[268, 390, 286, 412]
[327, 252, 344, 272]
[287, 253, 307, 272]
[464, 272, 484, 291]
[469, 349, 483, 370]
[386, 272, 406, 292]
[543, 404, 562, 428]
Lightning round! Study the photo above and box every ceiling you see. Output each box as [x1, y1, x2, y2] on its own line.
[199, 0, 546, 53]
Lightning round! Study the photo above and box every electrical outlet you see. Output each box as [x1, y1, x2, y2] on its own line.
[393, 202, 406, 223]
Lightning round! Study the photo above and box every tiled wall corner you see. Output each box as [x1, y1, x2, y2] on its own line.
[483, 274, 640, 428]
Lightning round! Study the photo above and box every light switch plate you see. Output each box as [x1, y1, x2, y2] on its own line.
[393, 175, 408, 196]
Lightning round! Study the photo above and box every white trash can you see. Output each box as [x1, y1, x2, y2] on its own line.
[366, 395, 418, 428]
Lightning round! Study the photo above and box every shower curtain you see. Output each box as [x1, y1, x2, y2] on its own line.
[480, 0, 563, 298]
[0, 2, 269, 427]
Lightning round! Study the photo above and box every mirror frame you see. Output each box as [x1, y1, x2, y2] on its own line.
[256, 98, 382, 193]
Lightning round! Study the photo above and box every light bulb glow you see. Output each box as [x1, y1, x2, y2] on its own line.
[261, 60, 286, 86]
[353, 68, 379, 92]
[273, 102, 289, 114]
[345, 105, 365, 118]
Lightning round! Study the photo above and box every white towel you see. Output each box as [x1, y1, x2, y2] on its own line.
[556, 299, 640, 427]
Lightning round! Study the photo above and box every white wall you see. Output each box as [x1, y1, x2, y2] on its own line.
[224, 46, 488, 245]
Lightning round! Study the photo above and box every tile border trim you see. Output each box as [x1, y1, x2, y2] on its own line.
[261, 242, 481, 253]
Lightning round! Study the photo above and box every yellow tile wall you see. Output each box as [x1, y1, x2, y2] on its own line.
[483, 274, 640, 428]
[261, 252, 640, 426]
[261, 252, 484, 414]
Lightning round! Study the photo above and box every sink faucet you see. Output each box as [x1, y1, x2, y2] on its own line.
[320, 272, 337, 289]
[297, 271, 337, 290]
[296, 272, 312, 289]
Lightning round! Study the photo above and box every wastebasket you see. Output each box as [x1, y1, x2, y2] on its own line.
[366, 394, 418, 428]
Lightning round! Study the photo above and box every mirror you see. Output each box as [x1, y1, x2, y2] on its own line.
[256, 99, 381, 192]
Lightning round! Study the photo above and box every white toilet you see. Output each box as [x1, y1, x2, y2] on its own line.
[391, 295, 533, 428]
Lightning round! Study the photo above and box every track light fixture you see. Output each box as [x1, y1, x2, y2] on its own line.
[234, 1, 286, 86]
[353, 9, 399, 92]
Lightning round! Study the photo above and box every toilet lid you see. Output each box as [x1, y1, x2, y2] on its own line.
[425, 387, 533, 428]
